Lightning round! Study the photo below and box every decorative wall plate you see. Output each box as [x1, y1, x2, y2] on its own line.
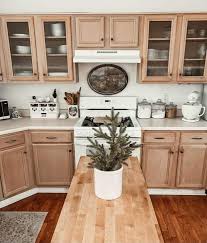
[87, 64, 128, 95]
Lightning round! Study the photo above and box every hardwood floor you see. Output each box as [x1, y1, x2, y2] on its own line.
[0, 194, 207, 243]
[0, 193, 66, 243]
[151, 195, 207, 243]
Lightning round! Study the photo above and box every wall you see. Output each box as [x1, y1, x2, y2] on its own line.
[0, 63, 202, 110]
[0, 0, 207, 13]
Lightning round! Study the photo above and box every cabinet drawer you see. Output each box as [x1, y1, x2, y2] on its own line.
[143, 132, 176, 143]
[0, 133, 25, 150]
[180, 132, 207, 144]
[31, 131, 73, 143]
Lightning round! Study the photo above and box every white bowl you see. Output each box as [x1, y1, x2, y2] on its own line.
[16, 45, 31, 54]
[58, 45, 67, 54]
[51, 23, 65, 37]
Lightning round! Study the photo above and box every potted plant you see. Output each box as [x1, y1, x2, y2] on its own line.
[87, 109, 139, 200]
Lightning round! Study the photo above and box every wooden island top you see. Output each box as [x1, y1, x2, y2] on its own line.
[51, 157, 164, 243]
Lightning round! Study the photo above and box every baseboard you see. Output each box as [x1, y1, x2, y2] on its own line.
[148, 188, 206, 196]
[0, 187, 69, 209]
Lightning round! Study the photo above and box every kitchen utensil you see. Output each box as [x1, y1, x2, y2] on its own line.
[137, 99, 151, 119]
[51, 23, 65, 37]
[165, 102, 177, 118]
[16, 45, 31, 54]
[11, 107, 22, 119]
[152, 99, 166, 119]
[59, 113, 68, 119]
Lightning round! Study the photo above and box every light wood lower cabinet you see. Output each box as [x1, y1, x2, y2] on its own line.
[142, 144, 177, 188]
[33, 143, 74, 186]
[0, 145, 29, 197]
[176, 144, 207, 188]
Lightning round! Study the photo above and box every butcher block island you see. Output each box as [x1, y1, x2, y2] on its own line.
[51, 156, 163, 243]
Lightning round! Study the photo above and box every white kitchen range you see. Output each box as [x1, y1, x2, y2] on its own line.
[74, 96, 141, 167]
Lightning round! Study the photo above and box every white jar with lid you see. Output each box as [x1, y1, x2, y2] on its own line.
[137, 99, 151, 118]
[152, 99, 166, 119]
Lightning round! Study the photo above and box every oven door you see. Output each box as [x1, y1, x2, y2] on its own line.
[74, 137, 141, 168]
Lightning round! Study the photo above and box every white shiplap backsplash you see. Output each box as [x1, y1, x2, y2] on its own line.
[0, 63, 202, 110]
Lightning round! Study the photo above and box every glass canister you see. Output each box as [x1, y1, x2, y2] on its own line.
[165, 102, 177, 118]
[137, 99, 151, 118]
[152, 99, 166, 119]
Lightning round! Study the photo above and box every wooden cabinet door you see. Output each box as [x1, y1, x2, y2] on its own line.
[141, 15, 177, 83]
[142, 144, 177, 188]
[35, 16, 73, 81]
[0, 145, 29, 197]
[109, 16, 138, 48]
[2, 16, 38, 81]
[76, 16, 105, 48]
[178, 15, 207, 83]
[33, 143, 74, 186]
[176, 145, 207, 188]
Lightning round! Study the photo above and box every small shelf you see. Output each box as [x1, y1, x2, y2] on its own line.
[148, 59, 168, 62]
[149, 38, 170, 41]
[9, 36, 30, 39]
[186, 37, 207, 41]
[11, 54, 32, 57]
[47, 54, 67, 57]
[184, 58, 206, 61]
[45, 36, 66, 39]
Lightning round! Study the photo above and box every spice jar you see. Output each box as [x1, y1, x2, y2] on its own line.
[137, 99, 151, 118]
[152, 99, 166, 119]
[165, 102, 177, 118]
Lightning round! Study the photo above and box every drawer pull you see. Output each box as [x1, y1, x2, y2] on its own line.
[154, 137, 165, 140]
[5, 139, 17, 144]
[191, 137, 202, 140]
[46, 136, 57, 140]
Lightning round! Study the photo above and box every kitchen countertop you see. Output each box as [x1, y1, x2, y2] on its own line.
[0, 117, 206, 136]
[0, 118, 79, 135]
[138, 118, 207, 130]
[51, 156, 163, 243]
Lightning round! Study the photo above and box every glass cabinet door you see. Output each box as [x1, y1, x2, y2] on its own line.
[178, 15, 207, 82]
[2, 17, 38, 81]
[141, 16, 177, 82]
[38, 16, 73, 81]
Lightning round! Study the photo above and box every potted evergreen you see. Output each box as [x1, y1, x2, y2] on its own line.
[87, 109, 139, 200]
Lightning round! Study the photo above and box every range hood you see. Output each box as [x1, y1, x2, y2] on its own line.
[73, 50, 141, 63]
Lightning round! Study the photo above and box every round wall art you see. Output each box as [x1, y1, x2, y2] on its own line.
[87, 64, 128, 95]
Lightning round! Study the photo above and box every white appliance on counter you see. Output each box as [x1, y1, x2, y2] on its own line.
[74, 97, 141, 168]
[30, 102, 59, 119]
[182, 91, 206, 122]
[202, 85, 207, 121]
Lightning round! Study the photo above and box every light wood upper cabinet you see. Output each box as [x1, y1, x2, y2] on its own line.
[177, 15, 207, 83]
[33, 143, 74, 186]
[176, 144, 207, 188]
[0, 145, 29, 197]
[109, 16, 138, 47]
[76, 16, 105, 48]
[141, 15, 177, 83]
[0, 22, 6, 82]
[2, 16, 38, 81]
[35, 16, 73, 81]
[142, 144, 177, 188]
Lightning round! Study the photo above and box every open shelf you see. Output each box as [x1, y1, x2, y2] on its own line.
[186, 37, 207, 41]
[149, 38, 170, 41]
[45, 36, 66, 39]
[46, 54, 67, 57]
[9, 36, 30, 39]
[12, 54, 32, 57]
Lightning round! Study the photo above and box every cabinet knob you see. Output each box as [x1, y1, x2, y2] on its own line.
[69, 150, 72, 152]
[24, 151, 27, 154]
[43, 73, 47, 76]
[101, 38, 104, 41]
[169, 149, 174, 154]
[179, 148, 184, 154]
[169, 73, 172, 76]
[179, 73, 182, 76]
[111, 38, 114, 41]
[33, 73, 37, 76]
[0, 73, 2, 76]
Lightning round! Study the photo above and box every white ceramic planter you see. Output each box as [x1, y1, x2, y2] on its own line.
[94, 166, 123, 200]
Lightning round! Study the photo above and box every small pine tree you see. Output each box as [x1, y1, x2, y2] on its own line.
[87, 109, 140, 171]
